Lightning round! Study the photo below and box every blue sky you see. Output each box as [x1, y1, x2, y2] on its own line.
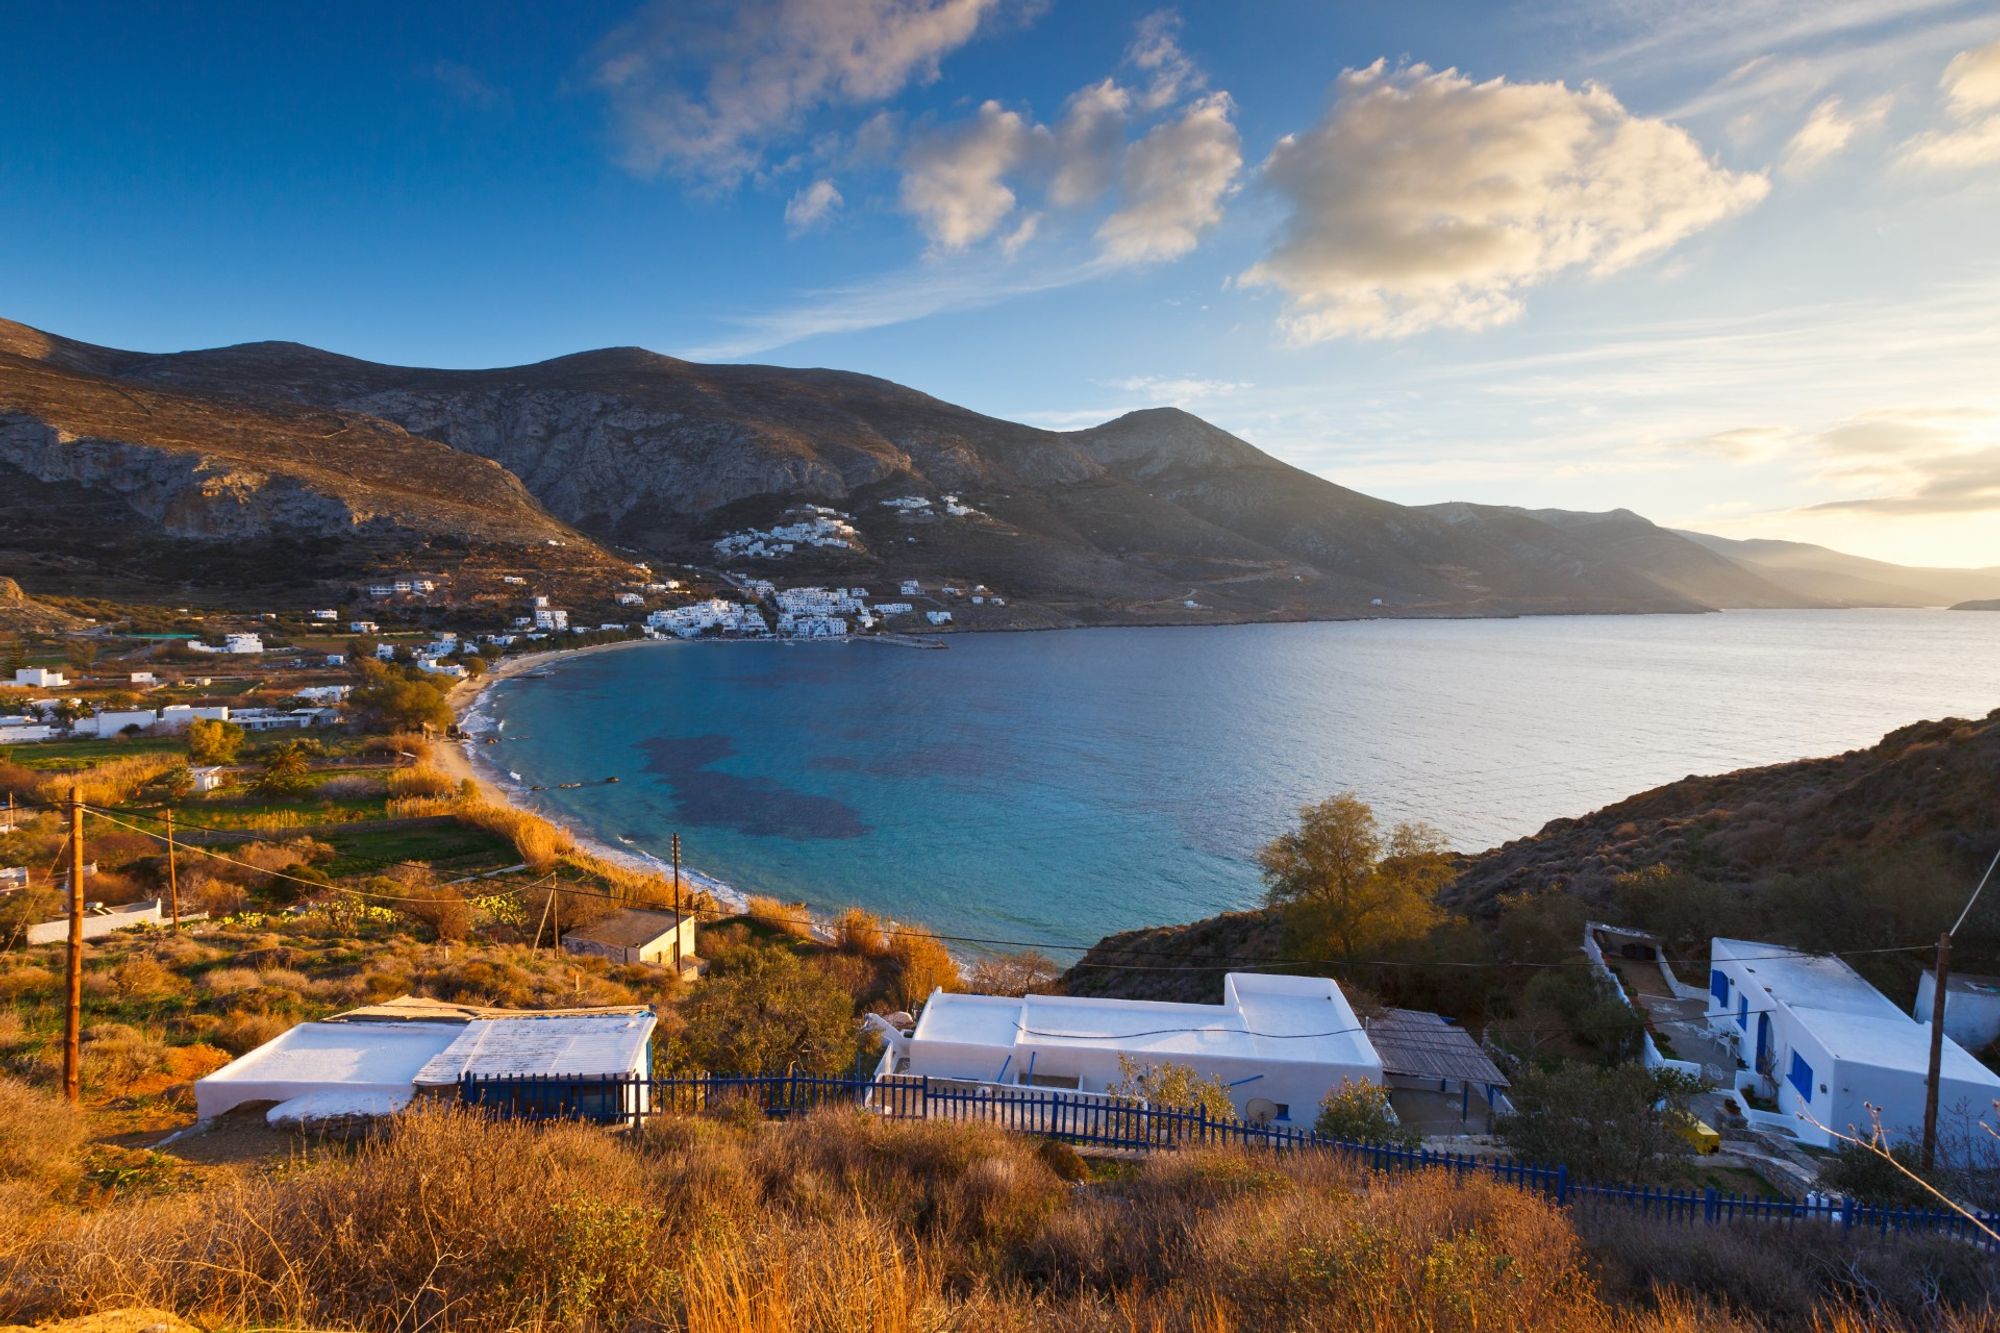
[5, 1, 2000, 565]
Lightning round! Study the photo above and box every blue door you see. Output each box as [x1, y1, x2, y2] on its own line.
[1755, 1013, 1773, 1073]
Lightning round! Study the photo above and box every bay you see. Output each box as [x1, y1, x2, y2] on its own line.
[479, 610, 2000, 948]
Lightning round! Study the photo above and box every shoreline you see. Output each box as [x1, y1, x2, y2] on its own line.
[438, 638, 749, 913]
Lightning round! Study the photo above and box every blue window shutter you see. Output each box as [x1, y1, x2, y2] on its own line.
[1788, 1051, 1814, 1101]
[1737, 994, 1748, 1030]
[1710, 969, 1730, 1006]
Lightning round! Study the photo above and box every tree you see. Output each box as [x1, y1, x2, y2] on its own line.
[254, 741, 315, 798]
[63, 639, 99, 672]
[1314, 1078, 1418, 1147]
[350, 659, 453, 731]
[1259, 793, 1453, 959]
[160, 763, 195, 804]
[187, 717, 244, 765]
[1108, 1055, 1238, 1120]
[671, 948, 858, 1075]
[1498, 1064, 1694, 1182]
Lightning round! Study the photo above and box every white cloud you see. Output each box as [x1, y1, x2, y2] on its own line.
[898, 100, 1042, 250]
[1000, 211, 1042, 257]
[784, 179, 845, 232]
[1049, 79, 1131, 208]
[1804, 407, 2000, 515]
[1095, 93, 1241, 264]
[1901, 39, 2000, 168]
[1780, 95, 1893, 175]
[1125, 10, 1202, 111]
[1238, 61, 1770, 342]
[1104, 374, 1250, 403]
[592, 0, 1008, 182]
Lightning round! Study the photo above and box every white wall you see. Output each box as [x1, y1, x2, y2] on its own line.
[1916, 972, 2000, 1052]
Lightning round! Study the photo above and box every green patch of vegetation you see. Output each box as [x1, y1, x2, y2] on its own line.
[4, 736, 185, 771]
[320, 821, 519, 876]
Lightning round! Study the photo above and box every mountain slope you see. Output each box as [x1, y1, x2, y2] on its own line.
[1675, 530, 2000, 607]
[5, 314, 1989, 625]
[0, 319, 631, 598]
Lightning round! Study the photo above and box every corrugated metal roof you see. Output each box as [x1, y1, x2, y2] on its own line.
[331, 995, 651, 1024]
[561, 908, 688, 950]
[412, 1012, 657, 1086]
[1367, 1009, 1508, 1087]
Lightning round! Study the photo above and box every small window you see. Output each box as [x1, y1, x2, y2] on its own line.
[1273, 1104, 1291, 1122]
[1788, 1051, 1815, 1101]
[1737, 994, 1748, 1030]
[1709, 969, 1731, 1006]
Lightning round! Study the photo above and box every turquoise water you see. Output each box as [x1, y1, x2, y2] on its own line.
[478, 610, 2000, 947]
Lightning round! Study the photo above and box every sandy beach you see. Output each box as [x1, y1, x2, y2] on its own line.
[436, 638, 748, 911]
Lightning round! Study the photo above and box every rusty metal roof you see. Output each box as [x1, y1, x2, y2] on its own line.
[1367, 1008, 1509, 1087]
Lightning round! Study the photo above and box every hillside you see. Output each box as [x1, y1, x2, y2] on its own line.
[1062, 709, 2000, 1001]
[1676, 530, 2000, 607]
[0, 314, 1939, 625]
[0, 321, 636, 601]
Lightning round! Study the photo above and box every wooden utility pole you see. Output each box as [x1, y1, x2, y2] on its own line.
[164, 808, 180, 929]
[1923, 931, 1951, 1169]
[672, 833, 683, 976]
[61, 786, 85, 1104]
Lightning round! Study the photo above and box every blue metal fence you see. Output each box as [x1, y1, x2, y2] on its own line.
[456, 1071, 1999, 1248]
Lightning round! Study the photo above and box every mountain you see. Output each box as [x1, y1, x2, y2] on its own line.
[1674, 530, 2000, 608]
[3, 314, 1990, 625]
[1954, 600, 2000, 611]
[0, 321, 641, 602]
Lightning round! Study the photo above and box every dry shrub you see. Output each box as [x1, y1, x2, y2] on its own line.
[35, 754, 180, 807]
[0, 1076, 85, 1196]
[317, 773, 385, 800]
[0, 965, 59, 1001]
[747, 895, 814, 939]
[888, 927, 962, 1011]
[210, 1012, 289, 1056]
[453, 800, 574, 869]
[233, 837, 334, 875]
[103, 957, 190, 1003]
[184, 872, 247, 916]
[833, 906, 888, 956]
[388, 764, 457, 799]
[198, 966, 261, 995]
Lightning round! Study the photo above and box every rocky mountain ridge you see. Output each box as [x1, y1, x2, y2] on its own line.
[6, 315, 1999, 622]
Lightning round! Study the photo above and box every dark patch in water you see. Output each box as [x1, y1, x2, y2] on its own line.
[808, 754, 865, 772]
[639, 735, 869, 840]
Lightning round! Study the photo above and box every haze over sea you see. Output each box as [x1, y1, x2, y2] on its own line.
[480, 611, 2000, 949]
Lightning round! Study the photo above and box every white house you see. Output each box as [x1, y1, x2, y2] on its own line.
[87, 708, 158, 737]
[195, 998, 657, 1125]
[156, 704, 230, 732]
[129, 671, 159, 686]
[877, 972, 1383, 1125]
[562, 908, 701, 979]
[190, 765, 227, 793]
[13, 667, 67, 688]
[1914, 970, 2000, 1054]
[1706, 938, 2000, 1148]
[926, 610, 953, 625]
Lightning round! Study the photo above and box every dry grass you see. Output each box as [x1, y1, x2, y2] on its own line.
[747, 895, 815, 939]
[386, 764, 458, 799]
[3, 1096, 1992, 1332]
[34, 754, 181, 808]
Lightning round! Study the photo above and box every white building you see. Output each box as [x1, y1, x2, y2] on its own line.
[877, 973, 1383, 1125]
[156, 704, 230, 731]
[13, 667, 67, 688]
[533, 608, 569, 631]
[1914, 970, 2000, 1054]
[899, 580, 922, 596]
[310, 609, 338, 621]
[190, 765, 227, 794]
[129, 671, 159, 686]
[194, 999, 657, 1125]
[926, 610, 953, 625]
[1706, 937, 2000, 1149]
[349, 620, 378, 634]
[86, 708, 158, 736]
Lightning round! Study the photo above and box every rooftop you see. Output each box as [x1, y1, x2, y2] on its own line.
[1786, 1009, 2000, 1082]
[1367, 1008, 1509, 1087]
[1713, 937, 1908, 1023]
[413, 1011, 656, 1085]
[561, 908, 689, 951]
[912, 973, 1379, 1068]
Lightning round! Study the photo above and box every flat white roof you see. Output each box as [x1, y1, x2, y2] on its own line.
[413, 1012, 655, 1085]
[912, 973, 1378, 1068]
[1713, 938, 1908, 1022]
[1788, 1009, 2000, 1083]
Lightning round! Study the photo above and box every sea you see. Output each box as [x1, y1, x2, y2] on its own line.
[473, 610, 2000, 950]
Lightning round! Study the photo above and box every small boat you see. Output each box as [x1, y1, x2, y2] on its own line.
[604, 776, 620, 784]
[557, 781, 582, 789]
[529, 785, 547, 792]
[507, 771, 523, 782]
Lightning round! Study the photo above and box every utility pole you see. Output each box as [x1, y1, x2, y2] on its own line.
[672, 832, 683, 976]
[62, 786, 85, 1104]
[1922, 930, 1951, 1169]
[1924, 845, 2000, 1171]
[164, 808, 180, 929]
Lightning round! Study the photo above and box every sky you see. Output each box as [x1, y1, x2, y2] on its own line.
[4, 2, 1999, 567]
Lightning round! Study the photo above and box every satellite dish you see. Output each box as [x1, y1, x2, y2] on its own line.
[1245, 1097, 1279, 1126]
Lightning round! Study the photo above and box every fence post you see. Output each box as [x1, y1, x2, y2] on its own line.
[1556, 1164, 1569, 1206]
